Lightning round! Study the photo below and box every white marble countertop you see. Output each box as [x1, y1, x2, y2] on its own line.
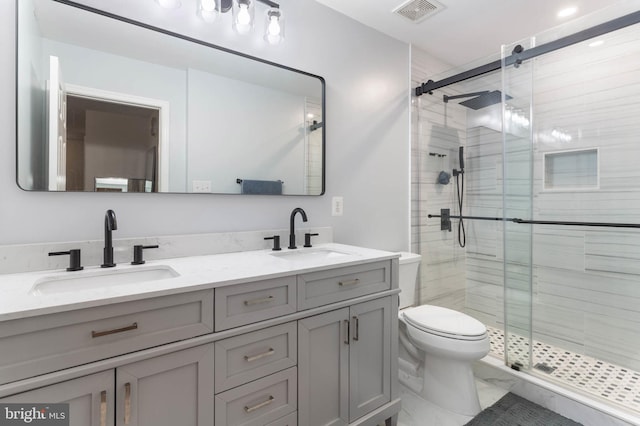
[0, 243, 398, 321]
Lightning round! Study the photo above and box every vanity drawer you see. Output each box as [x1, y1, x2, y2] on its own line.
[215, 277, 296, 331]
[215, 367, 297, 426]
[0, 289, 214, 385]
[266, 412, 297, 426]
[215, 322, 297, 392]
[297, 261, 391, 310]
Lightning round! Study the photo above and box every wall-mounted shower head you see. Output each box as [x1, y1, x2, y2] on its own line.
[443, 90, 511, 110]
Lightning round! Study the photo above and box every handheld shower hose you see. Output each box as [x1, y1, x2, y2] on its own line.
[454, 147, 466, 248]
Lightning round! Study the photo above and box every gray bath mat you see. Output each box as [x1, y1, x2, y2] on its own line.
[464, 393, 583, 426]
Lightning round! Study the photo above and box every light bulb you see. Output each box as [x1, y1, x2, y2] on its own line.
[201, 0, 216, 12]
[199, 0, 217, 22]
[557, 6, 577, 18]
[264, 9, 284, 45]
[237, 4, 251, 25]
[156, 0, 181, 9]
[233, 0, 254, 34]
[267, 15, 281, 36]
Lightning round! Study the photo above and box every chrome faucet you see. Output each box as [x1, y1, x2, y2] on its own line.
[101, 209, 118, 268]
[288, 207, 308, 249]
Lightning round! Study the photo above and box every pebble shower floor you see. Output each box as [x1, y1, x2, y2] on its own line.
[486, 326, 640, 413]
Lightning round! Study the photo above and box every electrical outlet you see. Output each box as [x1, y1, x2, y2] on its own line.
[192, 180, 211, 193]
[332, 196, 343, 216]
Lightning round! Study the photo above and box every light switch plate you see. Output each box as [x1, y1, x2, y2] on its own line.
[332, 196, 343, 216]
[192, 180, 211, 193]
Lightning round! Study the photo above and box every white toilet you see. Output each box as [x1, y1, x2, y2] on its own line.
[397, 252, 490, 416]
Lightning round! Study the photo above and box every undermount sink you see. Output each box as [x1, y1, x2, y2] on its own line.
[30, 265, 180, 295]
[270, 248, 351, 262]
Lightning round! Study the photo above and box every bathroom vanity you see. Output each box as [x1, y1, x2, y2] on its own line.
[0, 244, 400, 426]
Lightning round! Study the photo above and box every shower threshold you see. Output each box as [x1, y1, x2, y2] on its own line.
[486, 325, 640, 415]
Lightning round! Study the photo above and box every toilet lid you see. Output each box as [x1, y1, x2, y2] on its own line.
[403, 305, 486, 338]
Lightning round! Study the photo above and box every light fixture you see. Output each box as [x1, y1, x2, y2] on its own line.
[588, 40, 605, 47]
[156, 0, 182, 9]
[233, 0, 255, 34]
[188, 0, 284, 44]
[557, 6, 577, 18]
[264, 7, 284, 44]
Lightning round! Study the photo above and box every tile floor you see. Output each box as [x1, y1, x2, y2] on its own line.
[487, 326, 640, 414]
[397, 378, 509, 426]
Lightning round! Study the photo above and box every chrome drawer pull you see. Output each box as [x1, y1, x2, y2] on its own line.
[244, 348, 275, 362]
[100, 391, 107, 426]
[339, 278, 360, 287]
[244, 395, 274, 413]
[244, 296, 274, 306]
[91, 322, 138, 338]
[124, 382, 131, 425]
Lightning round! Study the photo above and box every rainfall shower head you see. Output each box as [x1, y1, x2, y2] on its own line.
[443, 90, 511, 110]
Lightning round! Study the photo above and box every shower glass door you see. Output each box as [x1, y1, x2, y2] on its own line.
[501, 37, 534, 371]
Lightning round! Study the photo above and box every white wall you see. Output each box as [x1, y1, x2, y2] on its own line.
[0, 0, 410, 251]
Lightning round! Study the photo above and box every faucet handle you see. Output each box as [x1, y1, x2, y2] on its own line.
[131, 245, 159, 265]
[49, 249, 83, 271]
[303, 233, 319, 248]
[264, 236, 281, 251]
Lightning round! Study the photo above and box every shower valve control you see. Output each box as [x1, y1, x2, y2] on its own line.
[441, 208, 452, 232]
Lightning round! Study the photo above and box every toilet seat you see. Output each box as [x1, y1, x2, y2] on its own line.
[402, 305, 487, 341]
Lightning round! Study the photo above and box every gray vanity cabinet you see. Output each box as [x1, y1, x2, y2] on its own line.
[348, 297, 391, 421]
[298, 296, 392, 426]
[0, 370, 115, 426]
[0, 255, 398, 426]
[115, 344, 214, 426]
[0, 344, 214, 426]
[298, 307, 350, 426]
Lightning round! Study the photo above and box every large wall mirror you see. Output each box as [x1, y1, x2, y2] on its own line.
[17, 0, 325, 195]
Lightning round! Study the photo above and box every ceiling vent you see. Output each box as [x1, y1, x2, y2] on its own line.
[393, 0, 445, 23]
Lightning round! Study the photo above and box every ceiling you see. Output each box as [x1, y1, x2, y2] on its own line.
[313, 0, 627, 68]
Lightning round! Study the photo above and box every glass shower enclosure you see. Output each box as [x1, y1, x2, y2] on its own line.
[412, 3, 640, 414]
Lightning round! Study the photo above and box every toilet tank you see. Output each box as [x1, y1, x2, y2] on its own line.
[398, 252, 422, 309]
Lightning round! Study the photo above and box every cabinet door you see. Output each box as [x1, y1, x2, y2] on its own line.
[349, 297, 391, 422]
[115, 344, 214, 426]
[298, 308, 349, 426]
[0, 370, 114, 426]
